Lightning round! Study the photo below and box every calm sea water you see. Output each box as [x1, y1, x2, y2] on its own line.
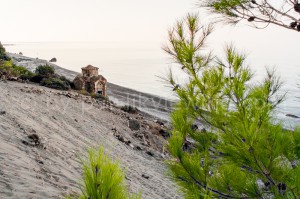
[5, 42, 300, 128]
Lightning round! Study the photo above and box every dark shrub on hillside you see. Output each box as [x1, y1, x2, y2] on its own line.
[40, 77, 70, 90]
[0, 42, 10, 61]
[19, 72, 35, 81]
[58, 75, 75, 89]
[90, 92, 109, 101]
[29, 74, 44, 83]
[121, 105, 138, 114]
[35, 65, 55, 77]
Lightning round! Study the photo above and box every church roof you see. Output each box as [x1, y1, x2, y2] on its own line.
[82, 65, 99, 70]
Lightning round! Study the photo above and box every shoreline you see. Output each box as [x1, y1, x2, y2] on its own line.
[7, 53, 176, 121]
[6, 53, 300, 127]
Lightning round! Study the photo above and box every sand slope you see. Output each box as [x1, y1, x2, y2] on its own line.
[0, 81, 181, 199]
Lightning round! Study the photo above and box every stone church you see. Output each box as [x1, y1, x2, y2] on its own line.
[73, 65, 107, 96]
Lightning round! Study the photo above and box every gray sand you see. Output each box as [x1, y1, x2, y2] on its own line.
[0, 82, 181, 199]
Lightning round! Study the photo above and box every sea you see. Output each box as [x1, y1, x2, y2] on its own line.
[4, 42, 300, 129]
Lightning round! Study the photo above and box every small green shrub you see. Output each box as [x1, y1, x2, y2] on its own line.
[40, 77, 70, 90]
[121, 105, 138, 114]
[79, 90, 89, 95]
[35, 65, 55, 77]
[0, 60, 33, 78]
[0, 60, 14, 76]
[90, 92, 97, 98]
[90, 92, 109, 101]
[66, 147, 141, 199]
[98, 95, 109, 102]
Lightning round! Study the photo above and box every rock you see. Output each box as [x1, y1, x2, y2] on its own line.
[286, 114, 300, 119]
[0, 111, 6, 115]
[128, 119, 140, 131]
[125, 140, 131, 145]
[146, 150, 154, 157]
[49, 57, 57, 62]
[155, 119, 165, 126]
[118, 136, 125, 143]
[121, 105, 138, 114]
[19, 52, 23, 55]
[135, 146, 143, 151]
[66, 93, 72, 98]
[22, 134, 41, 147]
[142, 174, 150, 179]
[114, 133, 125, 143]
[28, 134, 40, 146]
[52, 175, 60, 182]
[159, 129, 170, 139]
[7, 77, 18, 81]
[37, 160, 44, 165]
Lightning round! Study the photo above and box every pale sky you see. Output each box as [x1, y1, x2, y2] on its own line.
[0, 0, 195, 43]
[1, 0, 299, 76]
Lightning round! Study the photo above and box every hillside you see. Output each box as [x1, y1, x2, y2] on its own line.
[0, 81, 181, 198]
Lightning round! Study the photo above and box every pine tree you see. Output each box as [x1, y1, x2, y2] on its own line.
[198, 0, 300, 32]
[164, 14, 300, 198]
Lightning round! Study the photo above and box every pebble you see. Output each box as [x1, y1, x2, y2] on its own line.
[37, 160, 44, 165]
[146, 151, 154, 157]
[142, 174, 150, 179]
[135, 146, 143, 151]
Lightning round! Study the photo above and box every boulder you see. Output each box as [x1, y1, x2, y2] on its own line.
[128, 119, 140, 131]
[49, 57, 57, 62]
